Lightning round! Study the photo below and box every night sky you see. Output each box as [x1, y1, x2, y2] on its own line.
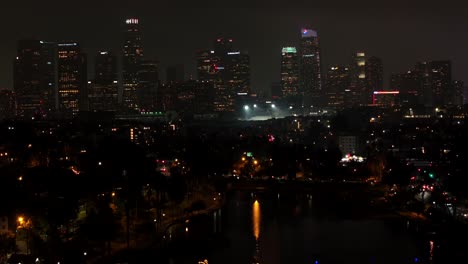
[2, 1, 468, 95]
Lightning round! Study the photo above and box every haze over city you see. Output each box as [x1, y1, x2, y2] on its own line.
[2, 1, 468, 264]
[2, 1, 468, 93]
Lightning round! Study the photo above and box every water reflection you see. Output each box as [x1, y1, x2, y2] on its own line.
[429, 240, 434, 263]
[253, 200, 261, 240]
[252, 199, 261, 264]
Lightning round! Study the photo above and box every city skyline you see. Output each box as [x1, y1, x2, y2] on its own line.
[2, 3, 468, 95]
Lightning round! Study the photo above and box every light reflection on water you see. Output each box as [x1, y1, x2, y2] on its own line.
[162, 191, 466, 264]
[253, 200, 261, 241]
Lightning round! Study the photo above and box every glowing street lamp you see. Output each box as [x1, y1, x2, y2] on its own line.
[271, 104, 276, 109]
[244, 105, 250, 111]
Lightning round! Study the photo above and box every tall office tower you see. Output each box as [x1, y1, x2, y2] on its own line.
[175, 80, 197, 116]
[14, 39, 57, 118]
[196, 49, 226, 112]
[280, 47, 300, 106]
[0, 90, 16, 119]
[226, 50, 250, 95]
[450, 80, 464, 106]
[212, 38, 236, 112]
[365, 56, 383, 103]
[122, 18, 144, 111]
[197, 50, 221, 82]
[299, 28, 322, 107]
[137, 59, 159, 112]
[57, 42, 87, 116]
[430, 60, 452, 107]
[89, 51, 118, 111]
[196, 38, 250, 113]
[390, 70, 420, 106]
[348, 52, 367, 106]
[166, 64, 185, 83]
[40, 41, 58, 112]
[414, 62, 432, 107]
[414, 61, 452, 107]
[325, 66, 350, 109]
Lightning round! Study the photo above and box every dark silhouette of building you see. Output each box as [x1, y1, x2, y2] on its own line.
[14, 39, 57, 118]
[0, 90, 16, 119]
[196, 38, 250, 113]
[89, 51, 118, 111]
[390, 70, 420, 106]
[365, 56, 383, 103]
[137, 59, 159, 112]
[325, 65, 350, 109]
[394, 61, 456, 107]
[166, 64, 185, 83]
[299, 28, 322, 107]
[57, 42, 87, 116]
[450, 80, 464, 106]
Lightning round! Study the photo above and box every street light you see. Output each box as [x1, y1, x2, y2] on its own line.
[244, 105, 249, 111]
[271, 104, 276, 109]
[253, 104, 257, 108]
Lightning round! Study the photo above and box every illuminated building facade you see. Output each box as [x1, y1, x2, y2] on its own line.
[122, 18, 144, 111]
[348, 52, 367, 106]
[14, 39, 57, 118]
[299, 28, 322, 106]
[89, 51, 118, 111]
[57, 42, 87, 116]
[280, 47, 299, 105]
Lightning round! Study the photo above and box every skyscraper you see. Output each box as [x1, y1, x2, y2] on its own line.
[226, 50, 250, 95]
[390, 70, 420, 106]
[349, 52, 367, 106]
[325, 65, 350, 109]
[89, 51, 118, 111]
[365, 56, 383, 104]
[413, 61, 453, 107]
[14, 39, 56, 118]
[137, 59, 159, 112]
[450, 80, 464, 106]
[299, 28, 322, 107]
[122, 18, 144, 111]
[429, 60, 451, 107]
[280, 47, 299, 105]
[196, 38, 250, 113]
[57, 42, 87, 116]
